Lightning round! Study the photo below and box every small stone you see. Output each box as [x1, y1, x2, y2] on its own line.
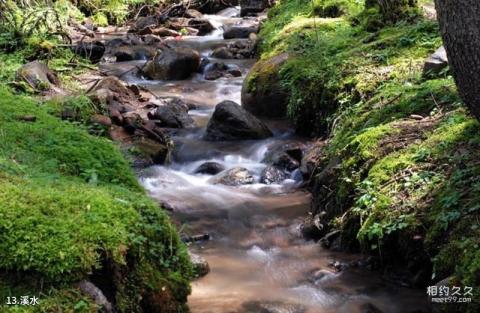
[189, 251, 210, 278]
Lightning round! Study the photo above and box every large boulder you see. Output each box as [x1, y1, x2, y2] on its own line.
[209, 167, 255, 186]
[16, 61, 59, 91]
[241, 53, 291, 118]
[204, 100, 273, 141]
[423, 46, 449, 78]
[223, 25, 258, 39]
[240, 0, 271, 16]
[143, 47, 201, 80]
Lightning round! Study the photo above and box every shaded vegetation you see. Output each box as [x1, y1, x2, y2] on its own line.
[258, 0, 479, 311]
[0, 1, 192, 311]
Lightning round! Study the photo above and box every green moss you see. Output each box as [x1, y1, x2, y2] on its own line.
[0, 87, 192, 312]
[261, 0, 478, 305]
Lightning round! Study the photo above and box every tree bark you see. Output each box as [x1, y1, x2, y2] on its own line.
[435, 0, 480, 120]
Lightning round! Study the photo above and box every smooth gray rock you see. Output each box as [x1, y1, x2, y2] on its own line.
[423, 46, 449, 77]
[205, 101, 273, 141]
[209, 167, 255, 186]
[143, 47, 201, 80]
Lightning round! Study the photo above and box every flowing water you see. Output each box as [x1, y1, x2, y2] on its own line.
[105, 8, 431, 313]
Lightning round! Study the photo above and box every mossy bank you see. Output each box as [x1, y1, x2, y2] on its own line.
[0, 3, 193, 311]
[253, 0, 479, 311]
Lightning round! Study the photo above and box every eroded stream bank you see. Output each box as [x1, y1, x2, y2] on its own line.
[86, 4, 432, 313]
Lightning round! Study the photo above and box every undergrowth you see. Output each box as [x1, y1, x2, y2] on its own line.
[258, 0, 479, 311]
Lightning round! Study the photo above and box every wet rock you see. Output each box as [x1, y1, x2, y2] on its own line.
[273, 153, 300, 171]
[328, 260, 350, 272]
[143, 47, 201, 80]
[147, 103, 194, 128]
[309, 269, 336, 285]
[263, 142, 305, 171]
[140, 26, 181, 37]
[187, 18, 215, 36]
[203, 62, 241, 79]
[204, 100, 273, 141]
[74, 41, 105, 63]
[142, 34, 163, 45]
[134, 15, 159, 32]
[242, 300, 306, 313]
[300, 214, 324, 240]
[240, 0, 271, 16]
[223, 25, 258, 39]
[90, 114, 112, 127]
[194, 162, 225, 175]
[204, 70, 223, 80]
[211, 46, 234, 59]
[109, 107, 124, 125]
[423, 46, 448, 78]
[88, 76, 135, 106]
[185, 9, 204, 18]
[227, 68, 242, 77]
[319, 230, 341, 250]
[189, 251, 210, 278]
[242, 53, 291, 118]
[181, 233, 211, 243]
[204, 61, 228, 75]
[260, 166, 288, 184]
[16, 61, 59, 91]
[209, 167, 255, 186]
[199, 57, 211, 72]
[78, 280, 113, 313]
[112, 45, 155, 61]
[133, 136, 170, 164]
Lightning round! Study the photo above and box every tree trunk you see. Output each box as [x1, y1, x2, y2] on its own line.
[366, 0, 417, 22]
[435, 0, 480, 120]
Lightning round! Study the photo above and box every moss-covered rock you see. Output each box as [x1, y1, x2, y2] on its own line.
[241, 52, 291, 118]
[0, 88, 192, 312]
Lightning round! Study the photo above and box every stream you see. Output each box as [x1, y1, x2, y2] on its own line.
[99, 7, 430, 313]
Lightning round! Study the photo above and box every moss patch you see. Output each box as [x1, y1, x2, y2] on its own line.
[259, 0, 479, 310]
[0, 87, 192, 312]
